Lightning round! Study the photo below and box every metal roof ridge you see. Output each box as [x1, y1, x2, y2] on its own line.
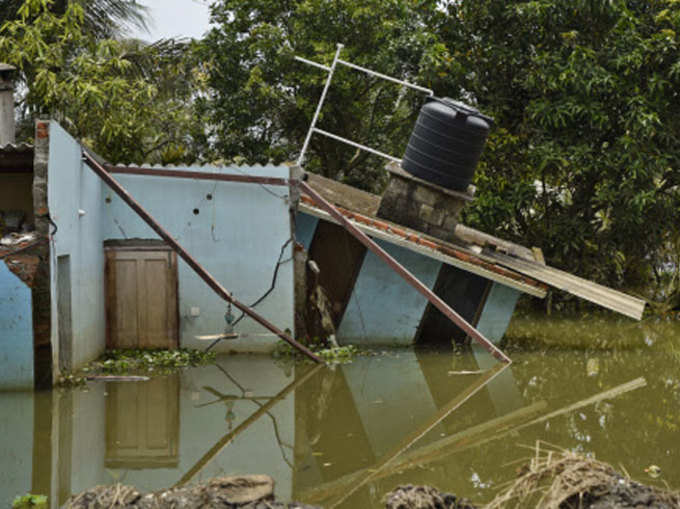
[0, 142, 34, 152]
[298, 196, 547, 297]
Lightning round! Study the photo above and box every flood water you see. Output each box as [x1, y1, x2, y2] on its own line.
[2, 314, 680, 508]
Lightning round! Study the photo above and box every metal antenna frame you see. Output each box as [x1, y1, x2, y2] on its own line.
[295, 43, 434, 166]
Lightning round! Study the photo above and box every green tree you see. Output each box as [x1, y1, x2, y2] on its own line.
[0, 0, 208, 164]
[440, 0, 680, 299]
[199, 0, 450, 190]
[0, 0, 148, 38]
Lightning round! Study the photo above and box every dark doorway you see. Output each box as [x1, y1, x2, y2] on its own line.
[415, 265, 491, 347]
[308, 220, 367, 328]
[57, 255, 72, 372]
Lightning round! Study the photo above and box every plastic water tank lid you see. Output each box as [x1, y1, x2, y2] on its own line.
[431, 97, 494, 125]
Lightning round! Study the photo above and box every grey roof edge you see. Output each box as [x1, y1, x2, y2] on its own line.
[0, 142, 34, 153]
[485, 251, 646, 320]
[298, 201, 547, 298]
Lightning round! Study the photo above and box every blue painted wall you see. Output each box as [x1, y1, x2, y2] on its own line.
[48, 122, 107, 371]
[337, 240, 441, 345]
[294, 212, 318, 251]
[0, 263, 34, 389]
[476, 282, 521, 344]
[101, 166, 294, 352]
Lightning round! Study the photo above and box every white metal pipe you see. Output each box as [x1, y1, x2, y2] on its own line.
[313, 127, 402, 163]
[337, 59, 434, 96]
[294, 55, 331, 72]
[296, 44, 344, 166]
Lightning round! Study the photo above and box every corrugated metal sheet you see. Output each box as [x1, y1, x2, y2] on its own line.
[0, 142, 33, 153]
[0, 142, 33, 172]
[298, 201, 548, 298]
[485, 251, 646, 320]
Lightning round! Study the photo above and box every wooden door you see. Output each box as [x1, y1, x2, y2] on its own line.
[105, 246, 179, 349]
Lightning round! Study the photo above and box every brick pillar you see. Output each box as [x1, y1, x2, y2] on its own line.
[32, 120, 53, 389]
[377, 161, 474, 242]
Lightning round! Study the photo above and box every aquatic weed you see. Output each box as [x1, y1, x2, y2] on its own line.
[86, 348, 216, 375]
[55, 373, 88, 388]
[272, 340, 361, 365]
[13, 494, 47, 509]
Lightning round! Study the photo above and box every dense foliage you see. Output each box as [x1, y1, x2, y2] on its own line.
[0, 0, 207, 164]
[0, 0, 148, 38]
[199, 0, 450, 189]
[2, 0, 680, 302]
[199, 0, 680, 303]
[443, 0, 680, 303]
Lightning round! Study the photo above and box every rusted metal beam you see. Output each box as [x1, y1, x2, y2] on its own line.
[105, 164, 291, 186]
[82, 151, 322, 363]
[299, 178, 512, 364]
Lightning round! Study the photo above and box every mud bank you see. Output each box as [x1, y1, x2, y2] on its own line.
[64, 475, 320, 509]
[385, 446, 680, 509]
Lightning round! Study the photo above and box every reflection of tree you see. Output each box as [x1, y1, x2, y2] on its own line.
[199, 363, 296, 468]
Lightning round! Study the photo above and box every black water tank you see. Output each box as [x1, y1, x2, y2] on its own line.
[402, 97, 493, 192]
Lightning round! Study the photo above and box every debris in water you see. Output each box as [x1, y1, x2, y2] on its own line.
[84, 375, 150, 382]
[586, 358, 599, 377]
[645, 464, 662, 478]
[384, 484, 476, 509]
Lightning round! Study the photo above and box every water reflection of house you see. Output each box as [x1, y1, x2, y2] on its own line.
[0, 350, 651, 507]
[0, 354, 505, 506]
[0, 119, 645, 389]
[0, 359, 296, 506]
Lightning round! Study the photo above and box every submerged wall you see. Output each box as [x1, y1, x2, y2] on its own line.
[0, 262, 34, 390]
[47, 122, 107, 371]
[295, 212, 524, 347]
[101, 166, 294, 353]
[338, 240, 441, 345]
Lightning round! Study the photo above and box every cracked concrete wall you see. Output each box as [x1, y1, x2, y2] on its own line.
[47, 122, 107, 371]
[101, 165, 294, 353]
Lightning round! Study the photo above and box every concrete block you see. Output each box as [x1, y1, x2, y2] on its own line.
[414, 185, 439, 207]
[419, 203, 444, 226]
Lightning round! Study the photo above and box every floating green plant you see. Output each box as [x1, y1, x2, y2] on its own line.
[84, 348, 216, 375]
[13, 494, 47, 509]
[272, 340, 360, 364]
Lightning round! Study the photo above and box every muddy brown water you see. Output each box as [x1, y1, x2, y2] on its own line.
[2, 314, 680, 508]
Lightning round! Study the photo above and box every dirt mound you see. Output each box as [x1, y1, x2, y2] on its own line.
[384, 443, 680, 509]
[65, 475, 320, 509]
[485, 443, 680, 509]
[384, 484, 477, 509]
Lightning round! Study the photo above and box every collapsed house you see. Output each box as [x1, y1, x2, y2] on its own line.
[0, 118, 645, 390]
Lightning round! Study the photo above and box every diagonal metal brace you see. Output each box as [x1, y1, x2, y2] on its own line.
[82, 151, 322, 364]
[299, 177, 511, 364]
